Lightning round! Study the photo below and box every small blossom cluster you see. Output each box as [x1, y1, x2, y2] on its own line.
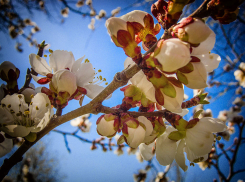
[29, 50, 106, 108]
[0, 60, 54, 157]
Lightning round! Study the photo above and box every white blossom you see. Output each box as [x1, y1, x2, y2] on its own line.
[0, 93, 53, 137]
[29, 50, 104, 99]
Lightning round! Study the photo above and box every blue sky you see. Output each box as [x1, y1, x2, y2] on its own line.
[0, 0, 245, 181]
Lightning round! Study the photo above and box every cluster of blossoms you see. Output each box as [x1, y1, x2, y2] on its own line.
[0, 47, 107, 157]
[0, 60, 53, 157]
[29, 50, 105, 108]
[94, 8, 228, 171]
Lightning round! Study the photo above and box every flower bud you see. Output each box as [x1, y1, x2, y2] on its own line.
[122, 117, 146, 148]
[120, 10, 160, 49]
[174, 17, 212, 45]
[153, 39, 191, 72]
[50, 69, 77, 96]
[106, 17, 127, 38]
[96, 114, 119, 137]
[0, 61, 20, 82]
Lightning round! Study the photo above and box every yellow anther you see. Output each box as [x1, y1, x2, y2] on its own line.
[44, 54, 47, 57]
[98, 69, 102, 72]
[85, 59, 90, 63]
[99, 76, 102, 80]
[217, 136, 221, 141]
[10, 109, 15, 114]
[30, 94, 34, 99]
[36, 106, 39, 110]
[7, 104, 11, 108]
[49, 49, 53, 53]
[18, 95, 22, 99]
[46, 103, 49, 107]
[103, 78, 106, 81]
[105, 82, 108, 85]
[36, 55, 40, 59]
[24, 110, 30, 115]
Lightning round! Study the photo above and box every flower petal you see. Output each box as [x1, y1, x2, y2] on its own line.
[195, 53, 221, 72]
[1, 125, 33, 137]
[30, 93, 51, 124]
[139, 142, 155, 161]
[175, 139, 188, 171]
[29, 54, 52, 76]
[1, 94, 28, 115]
[191, 30, 215, 55]
[186, 126, 214, 156]
[49, 50, 75, 72]
[156, 126, 177, 166]
[83, 84, 105, 99]
[74, 62, 95, 87]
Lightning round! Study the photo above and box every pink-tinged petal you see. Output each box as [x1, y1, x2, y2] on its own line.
[29, 54, 52, 76]
[0, 132, 13, 157]
[139, 142, 155, 161]
[83, 84, 105, 99]
[191, 30, 215, 55]
[71, 55, 85, 73]
[1, 125, 33, 137]
[175, 139, 188, 171]
[49, 50, 75, 72]
[74, 62, 95, 87]
[156, 127, 177, 166]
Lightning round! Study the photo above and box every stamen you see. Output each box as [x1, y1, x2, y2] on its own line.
[49, 49, 53, 53]
[7, 104, 11, 108]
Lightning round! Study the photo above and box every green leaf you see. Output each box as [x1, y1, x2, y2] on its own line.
[168, 131, 186, 141]
[176, 71, 188, 85]
[161, 83, 176, 98]
[178, 62, 194, 73]
[175, 118, 188, 131]
[199, 100, 210, 104]
[25, 132, 37, 142]
[193, 110, 203, 118]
